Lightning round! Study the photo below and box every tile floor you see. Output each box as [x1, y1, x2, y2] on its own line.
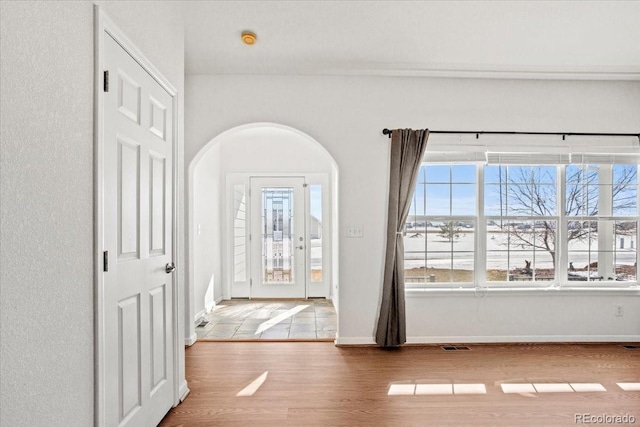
[196, 299, 337, 341]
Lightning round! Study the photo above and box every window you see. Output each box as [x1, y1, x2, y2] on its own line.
[309, 184, 323, 282]
[233, 185, 247, 282]
[404, 165, 475, 286]
[405, 160, 638, 288]
[485, 165, 557, 282]
[565, 164, 637, 282]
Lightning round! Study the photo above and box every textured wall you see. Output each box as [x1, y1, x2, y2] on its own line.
[0, 2, 185, 426]
[0, 2, 95, 426]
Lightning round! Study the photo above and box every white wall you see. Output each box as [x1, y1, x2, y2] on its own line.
[185, 74, 640, 344]
[192, 142, 222, 321]
[0, 2, 185, 426]
[189, 126, 333, 324]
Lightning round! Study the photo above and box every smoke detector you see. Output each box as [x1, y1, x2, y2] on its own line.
[241, 31, 257, 45]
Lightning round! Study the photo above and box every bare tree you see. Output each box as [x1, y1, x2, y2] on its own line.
[439, 221, 462, 242]
[492, 165, 637, 268]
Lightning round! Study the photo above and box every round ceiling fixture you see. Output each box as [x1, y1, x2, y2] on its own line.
[241, 31, 257, 45]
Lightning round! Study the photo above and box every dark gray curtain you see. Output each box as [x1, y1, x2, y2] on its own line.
[376, 129, 429, 347]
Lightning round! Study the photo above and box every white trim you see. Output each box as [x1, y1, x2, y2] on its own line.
[93, 6, 184, 426]
[179, 380, 190, 402]
[406, 335, 640, 344]
[194, 308, 207, 324]
[335, 337, 377, 346]
[406, 287, 640, 297]
[185, 333, 198, 347]
[302, 64, 640, 81]
[336, 335, 640, 346]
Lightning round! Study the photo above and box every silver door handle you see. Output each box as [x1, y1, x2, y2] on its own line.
[165, 262, 176, 274]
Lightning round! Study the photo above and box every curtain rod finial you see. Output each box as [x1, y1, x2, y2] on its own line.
[382, 128, 392, 138]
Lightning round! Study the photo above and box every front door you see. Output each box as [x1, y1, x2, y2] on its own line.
[250, 177, 306, 298]
[103, 33, 175, 426]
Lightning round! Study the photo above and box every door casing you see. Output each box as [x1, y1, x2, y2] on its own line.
[226, 173, 331, 300]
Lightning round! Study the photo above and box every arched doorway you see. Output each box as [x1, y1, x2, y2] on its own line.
[186, 123, 339, 342]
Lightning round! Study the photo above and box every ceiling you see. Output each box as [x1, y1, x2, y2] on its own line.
[184, 1, 640, 80]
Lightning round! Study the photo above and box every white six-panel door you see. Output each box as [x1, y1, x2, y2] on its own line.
[103, 32, 174, 426]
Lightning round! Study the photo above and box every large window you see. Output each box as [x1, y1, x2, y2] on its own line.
[404, 162, 638, 288]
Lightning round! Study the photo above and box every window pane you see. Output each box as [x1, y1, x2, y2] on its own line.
[567, 220, 637, 282]
[405, 219, 474, 285]
[613, 165, 637, 185]
[507, 184, 532, 215]
[426, 184, 450, 215]
[233, 185, 247, 282]
[309, 185, 323, 282]
[452, 165, 476, 183]
[534, 166, 556, 184]
[567, 164, 599, 185]
[508, 166, 531, 183]
[452, 252, 474, 283]
[484, 184, 507, 216]
[425, 165, 450, 183]
[613, 185, 637, 216]
[486, 220, 556, 282]
[484, 165, 506, 184]
[451, 184, 475, 215]
[261, 187, 295, 284]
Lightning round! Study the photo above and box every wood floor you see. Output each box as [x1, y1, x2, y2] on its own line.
[160, 342, 640, 426]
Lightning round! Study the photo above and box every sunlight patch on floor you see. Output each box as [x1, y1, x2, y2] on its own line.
[392, 382, 612, 396]
[389, 383, 486, 396]
[617, 382, 640, 391]
[255, 305, 310, 334]
[236, 371, 269, 397]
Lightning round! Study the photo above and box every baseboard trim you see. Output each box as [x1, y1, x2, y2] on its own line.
[335, 337, 376, 346]
[215, 296, 224, 304]
[185, 333, 197, 346]
[193, 308, 206, 325]
[336, 335, 640, 346]
[179, 380, 190, 402]
[407, 335, 640, 344]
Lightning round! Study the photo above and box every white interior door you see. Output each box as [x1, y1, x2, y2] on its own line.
[103, 33, 174, 426]
[250, 177, 306, 298]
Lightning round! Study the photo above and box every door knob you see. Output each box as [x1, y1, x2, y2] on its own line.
[165, 262, 176, 274]
[296, 245, 304, 250]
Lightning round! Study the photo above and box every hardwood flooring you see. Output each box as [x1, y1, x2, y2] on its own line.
[160, 342, 640, 426]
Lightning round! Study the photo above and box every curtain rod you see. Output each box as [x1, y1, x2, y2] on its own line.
[381, 128, 640, 141]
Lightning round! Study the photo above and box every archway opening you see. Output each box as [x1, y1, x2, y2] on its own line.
[187, 123, 339, 342]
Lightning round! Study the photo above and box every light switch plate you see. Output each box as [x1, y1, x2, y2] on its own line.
[347, 227, 363, 238]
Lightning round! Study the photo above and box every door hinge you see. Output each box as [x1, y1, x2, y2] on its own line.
[103, 251, 109, 272]
[249, 234, 252, 241]
[303, 183, 308, 188]
[250, 279, 252, 287]
[103, 70, 109, 92]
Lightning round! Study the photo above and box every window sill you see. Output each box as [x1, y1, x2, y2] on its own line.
[406, 285, 640, 297]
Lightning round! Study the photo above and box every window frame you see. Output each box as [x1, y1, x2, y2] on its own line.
[404, 162, 639, 290]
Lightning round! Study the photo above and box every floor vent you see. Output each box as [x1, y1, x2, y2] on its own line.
[621, 345, 640, 350]
[441, 346, 471, 351]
